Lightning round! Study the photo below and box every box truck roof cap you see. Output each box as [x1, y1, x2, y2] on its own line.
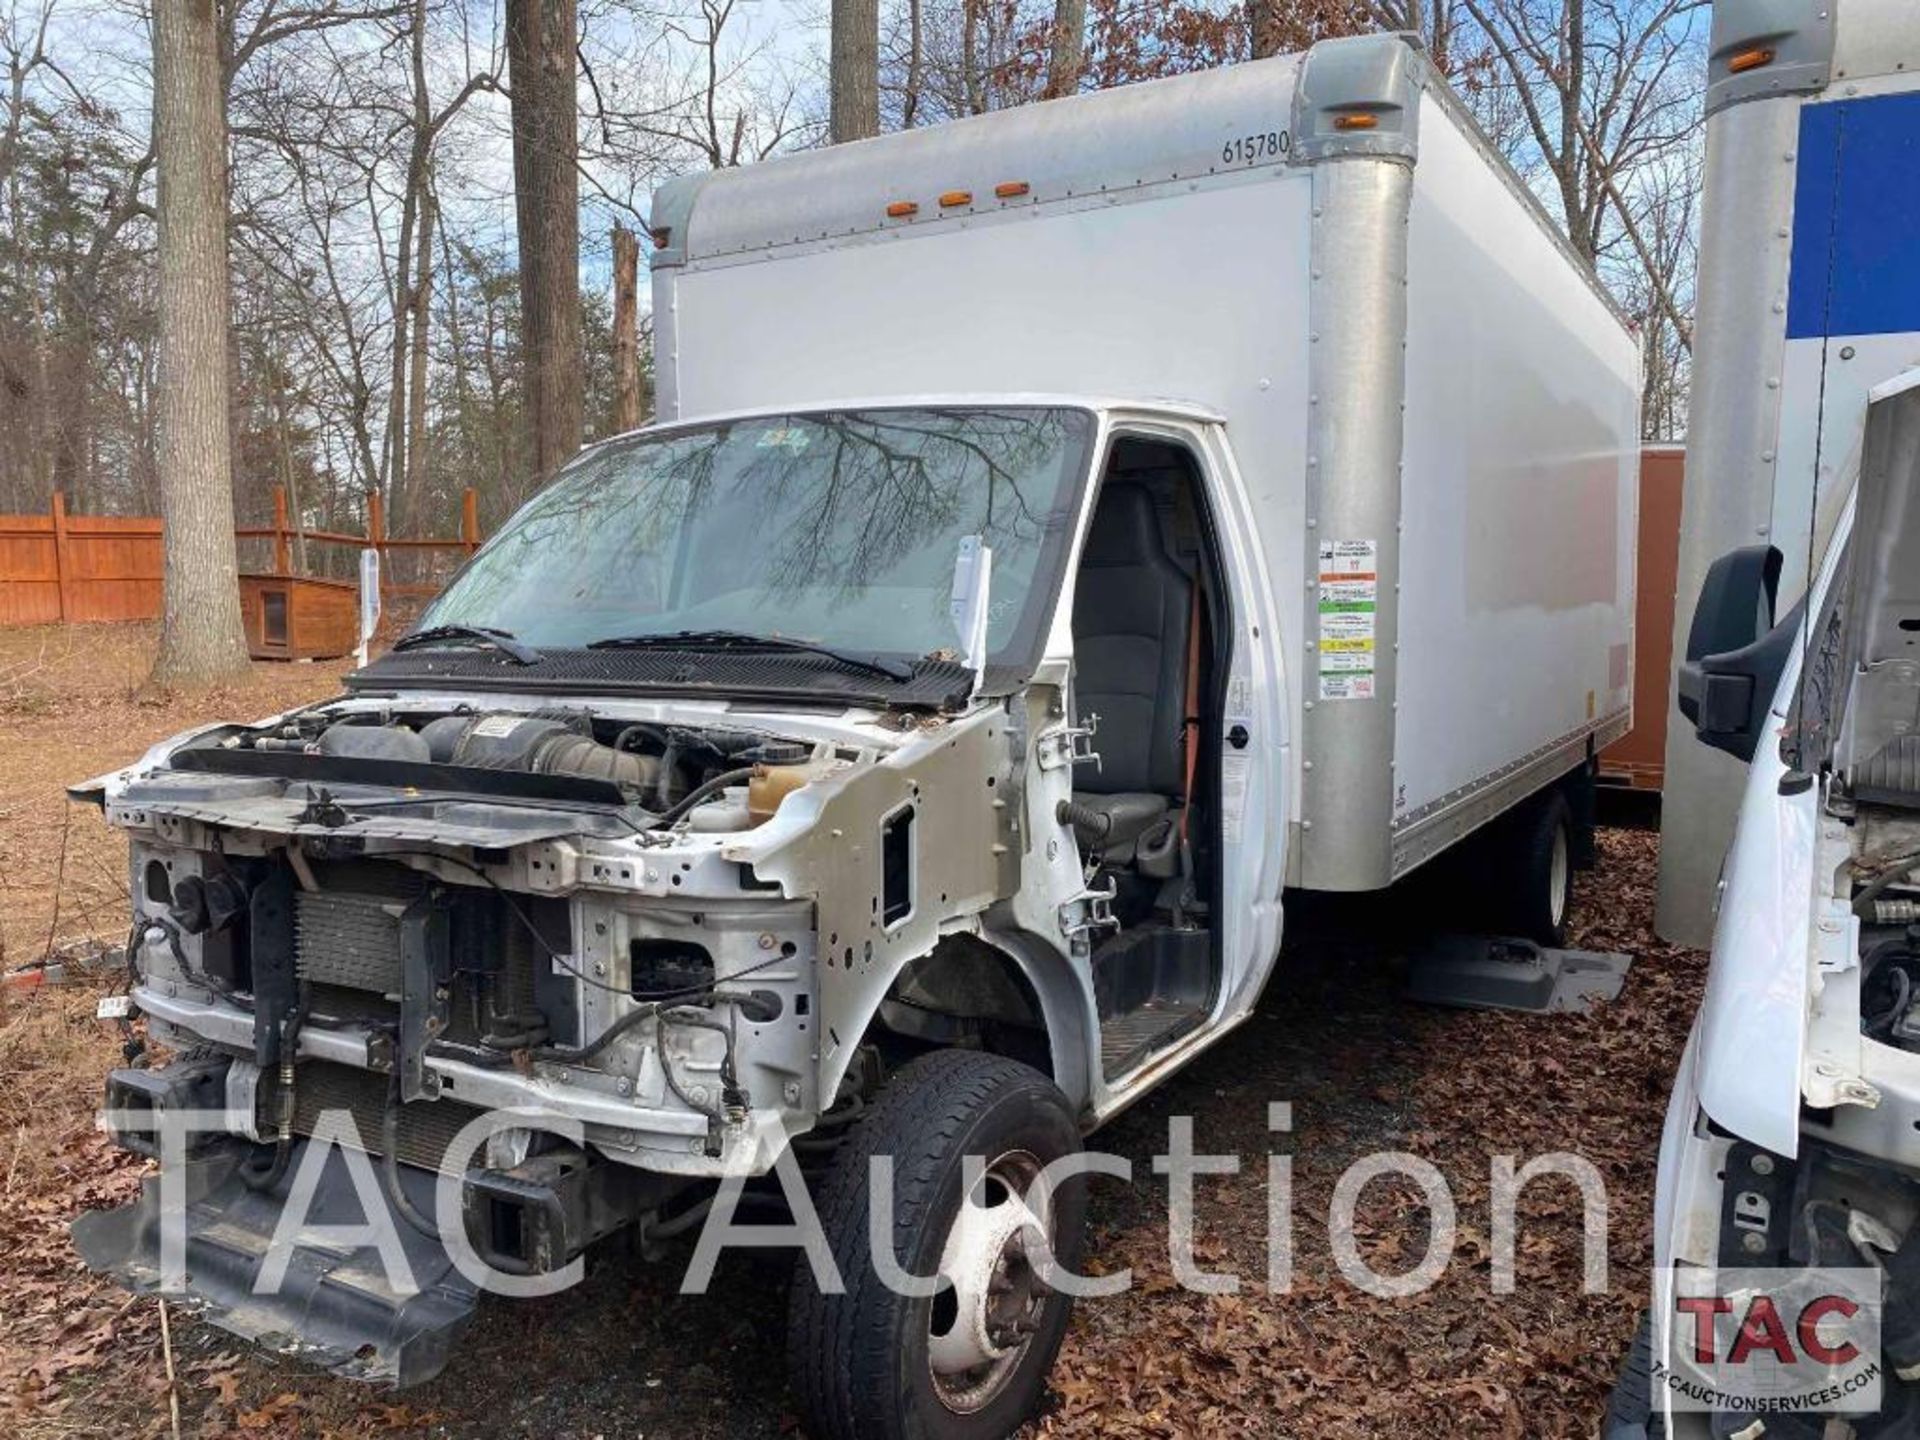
[648, 33, 1625, 336]
[649, 35, 1435, 270]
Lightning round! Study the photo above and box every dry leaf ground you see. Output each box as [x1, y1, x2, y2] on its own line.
[0, 622, 1705, 1437]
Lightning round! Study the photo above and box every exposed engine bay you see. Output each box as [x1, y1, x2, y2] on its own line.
[69, 692, 943, 1377]
[188, 701, 854, 832]
[91, 696, 875, 1159]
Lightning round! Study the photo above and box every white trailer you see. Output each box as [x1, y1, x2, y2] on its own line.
[651, 32, 1643, 898]
[1658, 0, 1920, 945]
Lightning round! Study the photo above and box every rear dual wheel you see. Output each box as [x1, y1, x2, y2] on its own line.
[787, 1050, 1086, 1440]
[1510, 789, 1575, 948]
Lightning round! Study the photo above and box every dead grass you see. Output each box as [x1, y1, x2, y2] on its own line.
[0, 623, 350, 971]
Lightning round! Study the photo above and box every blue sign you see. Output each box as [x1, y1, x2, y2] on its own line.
[1787, 90, 1920, 342]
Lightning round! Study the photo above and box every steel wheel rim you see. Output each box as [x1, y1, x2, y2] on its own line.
[926, 1148, 1053, 1415]
[1549, 821, 1570, 931]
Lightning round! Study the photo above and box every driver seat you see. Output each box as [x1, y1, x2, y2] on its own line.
[1069, 483, 1193, 866]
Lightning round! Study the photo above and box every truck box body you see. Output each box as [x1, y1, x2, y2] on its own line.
[1658, 0, 1920, 943]
[651, 36, 1642, 891]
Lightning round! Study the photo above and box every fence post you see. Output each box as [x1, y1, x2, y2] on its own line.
[366, 489, 387, 600]
[461, 488, 479, 554]
[49, 490, 72, 623]
[271, 486, 290, 576]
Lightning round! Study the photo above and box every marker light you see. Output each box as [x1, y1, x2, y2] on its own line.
[1727, 47, 1776, 74]
[886, 201, 919, 218]
[1333, 113, 1380, 131]
[939, 190, 973, 208]
[994, 181, 1031, 199]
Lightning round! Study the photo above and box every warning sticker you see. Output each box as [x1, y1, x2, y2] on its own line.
[1219, 753, 1249, 845]
[1317, 539, 1377, 701]
[1219, 671, 1253, 845]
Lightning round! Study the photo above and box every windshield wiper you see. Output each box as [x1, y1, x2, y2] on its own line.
[391, 624, 542, 666]
[586, 628, 914, 682]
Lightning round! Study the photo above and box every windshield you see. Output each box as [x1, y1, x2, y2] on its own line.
[419, 407, 1095, 669]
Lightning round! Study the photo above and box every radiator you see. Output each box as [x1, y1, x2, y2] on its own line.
[289, 1061, 484, 1175]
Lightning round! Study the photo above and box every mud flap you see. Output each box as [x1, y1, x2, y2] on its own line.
[71, 1141, 479, 1388]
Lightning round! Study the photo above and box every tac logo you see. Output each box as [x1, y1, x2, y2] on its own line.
[1656, 1267, 1885, 1415]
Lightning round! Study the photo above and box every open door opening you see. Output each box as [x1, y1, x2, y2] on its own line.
[1067, 436, 1228, 1080]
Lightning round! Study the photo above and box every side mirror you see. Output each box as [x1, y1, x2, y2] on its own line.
[1677, 545, 1791, 764]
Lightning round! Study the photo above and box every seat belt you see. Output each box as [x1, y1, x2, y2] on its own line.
[1178, 580, 1202, 841]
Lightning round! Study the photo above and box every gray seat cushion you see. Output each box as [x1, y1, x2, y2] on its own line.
[1071, 483, 1193, 799]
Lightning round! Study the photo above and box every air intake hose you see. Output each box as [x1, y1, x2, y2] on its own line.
[440, 714, 665, 794]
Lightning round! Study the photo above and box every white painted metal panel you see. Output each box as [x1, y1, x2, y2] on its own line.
[665, 56, 1307, 267]
[1394, 96, 1641, 832]
[1773, 330, 1920, 599]
[663, 173, 1318, 665]
[1833, 0, 1920, 86]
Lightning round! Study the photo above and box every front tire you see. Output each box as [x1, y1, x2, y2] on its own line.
[787, 1049, 1085, 1440]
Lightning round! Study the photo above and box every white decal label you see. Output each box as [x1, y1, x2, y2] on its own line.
[1317, 539, 1377, 700]
[469, 714, 524, 738]
[1219, 753, 1249, 845]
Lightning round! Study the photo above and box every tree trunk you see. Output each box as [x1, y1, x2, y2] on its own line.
[148, 0, 250, 689]
[404, 183, 434, 528]
[386, 0, 431, 505]
[1250, 1, 1286, 59]
[902, 0, 924, 127]
[506, 0, 583, 491]
[961, 0, 985, 113]
[611, 223, 641, 433]
[830, 0, 879, 143]
[1044, 0, 1087, 99]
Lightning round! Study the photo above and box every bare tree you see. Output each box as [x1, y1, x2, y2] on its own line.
[1043, 0, 1085, 97]
[149, 0, 250, 686]
[507, 0, 583, 490]
[611, 221, 640, 432]
[901, 0, 924, 123]
[1458, 0, 1702, 261]
[1251, 1, 1367, 59]
[831, 0, 880, 141]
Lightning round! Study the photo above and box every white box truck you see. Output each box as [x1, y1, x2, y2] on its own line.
[72, 34, 1638, 1440]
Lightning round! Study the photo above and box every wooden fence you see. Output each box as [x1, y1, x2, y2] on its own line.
[0, 488, 481, 627]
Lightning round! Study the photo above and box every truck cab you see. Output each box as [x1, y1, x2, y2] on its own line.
[72, 397, 1289, 1435]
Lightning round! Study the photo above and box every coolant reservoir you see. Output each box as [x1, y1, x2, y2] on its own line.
[686, 786, 754, 833]
[748, 752, 844, 822]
